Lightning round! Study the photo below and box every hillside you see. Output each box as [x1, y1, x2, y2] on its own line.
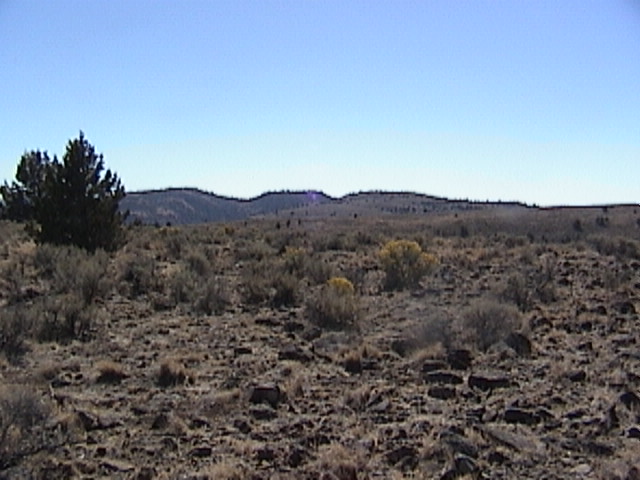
[121, 188, 528, 225]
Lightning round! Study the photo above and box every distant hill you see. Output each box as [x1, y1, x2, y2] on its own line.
[120, 188, 334, 225]
[120, 188, 532, 225]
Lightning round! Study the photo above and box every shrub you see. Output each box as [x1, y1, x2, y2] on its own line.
[118, 253, 158, 298]
[271, 272, 299, 308]
[193, 277, 231, 315]
[379, 240, 437, 290]
[0, 307, 32, 362]
[306, 277, 359, 330]
[36, 294, 94, 343]
[51, 246, 109, 304]
[157, 360, 189, 387]
[462, 300, 521, 352]
[0, 385, 50, 466]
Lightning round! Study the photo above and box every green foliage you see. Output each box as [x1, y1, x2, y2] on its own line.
[379, 240, 438, 290]
[1, 132, 126, 252]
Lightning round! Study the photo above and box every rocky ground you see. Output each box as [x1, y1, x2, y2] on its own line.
[0, 208, 639, 479]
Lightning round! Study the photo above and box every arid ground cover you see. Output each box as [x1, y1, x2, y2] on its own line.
[1, 205, 639, 479]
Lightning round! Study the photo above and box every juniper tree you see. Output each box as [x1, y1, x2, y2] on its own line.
[1, 132, 126, 252]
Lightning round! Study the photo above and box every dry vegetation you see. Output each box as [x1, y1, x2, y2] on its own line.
[0, 203, 639, 479]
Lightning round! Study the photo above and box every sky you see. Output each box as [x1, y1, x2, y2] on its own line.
[1, 0, 639, 206]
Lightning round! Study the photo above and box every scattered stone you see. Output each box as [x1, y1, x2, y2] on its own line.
[249, 383, 282, 408]
[447, 349, 473, 370]
[424, 371, 464, 385]
[250, 405, 277, 421]
[151, 413, 170, 430]
[422, 360, 448, 373]
[504, 332, 532, 357]
[190, 445, 213, 458]
[255, 446, 277, 462]
[100, 459, 135, 473]
[620, 391, 640, 413]
[278, 344, 312, 362]
[288, 446, 307, 467]
[343, 356, 362, 374]
[385, 445, 418, 468]
[233, 346, 252, 356]
[568, 370, 587, 382]
[468, 373, 512, 391]
[479, 425, 543, 454]
[614, 301, 636, 315]
[454, 453, 478, 475]
[504, 408, 539, 425]
[428, 386, 457, 400]
[76, 409, 121, 431]
[439, 429, 478, 458]
[234, 417, 252, 434]
[627, 427, 640, 439]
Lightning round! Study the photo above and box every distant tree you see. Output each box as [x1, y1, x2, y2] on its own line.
[1, 132, 126, 251]
[0, 150, 51, 222]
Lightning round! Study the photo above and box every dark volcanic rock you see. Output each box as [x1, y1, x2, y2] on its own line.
[428, 386, 458, 400]
[424, 371, 464, 385]
[468, 373, 512, 391]
[278, 344, 312, 362]
[504, 332, 532, 357]
[422, 360, 449, 373]
[447, 349, 473, 370]
[504, 408, 539, 425]
[249, 383, 282, 408]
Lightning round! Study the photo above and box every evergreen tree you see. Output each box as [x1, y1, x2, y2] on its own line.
[1, 132, 126, 251]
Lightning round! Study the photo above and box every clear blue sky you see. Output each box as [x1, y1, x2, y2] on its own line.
[1, 1, 639, 205]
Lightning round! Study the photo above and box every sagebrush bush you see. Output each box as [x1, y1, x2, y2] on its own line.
[306, 277, 359, 330]
[36, 294, 95, 343]
[462, 299, 521, 351]
[0, 307, 32, 362]
[0, 385, 50, 463]
[118, 253, 158, 297]
[379, 240, 437, 290]
[193, 277, 231, 315]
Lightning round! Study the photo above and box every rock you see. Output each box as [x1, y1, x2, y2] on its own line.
[447, 349, 473, 370]
[391, 338, 410, 357]
[234, 417, 252, 434]
[76, 409, 121, 431]
[100, 459, 135, 473]
[504, 332, 532, 357]
[454, 453, 478, 475]
[424, 371, 464, 385]
[422, 360, 448, 373]
[288, 446, 307, 467]
[479, 425, 543, 454]
[249, 383, 282, 408]
[620, 391, 640, 413]
[468, 373, 512, 391]
[279, 344, 312, 362]
[568, 370, 587, 382]
[135, 467, 157, 480]
[343, 356, 362, 374]
[284, 320, 305, 333]
[385, 445, 418, 468]
[190, 445, 213, 458]
[439, 429, 478, 458]
[255, 446, 277, 462]
[504, 408, 539, 425]
[614, 301, 636, 314]
[428, 386, 457, 400]
[627, 427, 640, 439]
[233, 346, 252, 356]
[250, 405, 277, 421]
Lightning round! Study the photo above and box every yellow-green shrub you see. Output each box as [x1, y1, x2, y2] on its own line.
[379, 240, 437, 290]
[306, 277, 359, 330]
